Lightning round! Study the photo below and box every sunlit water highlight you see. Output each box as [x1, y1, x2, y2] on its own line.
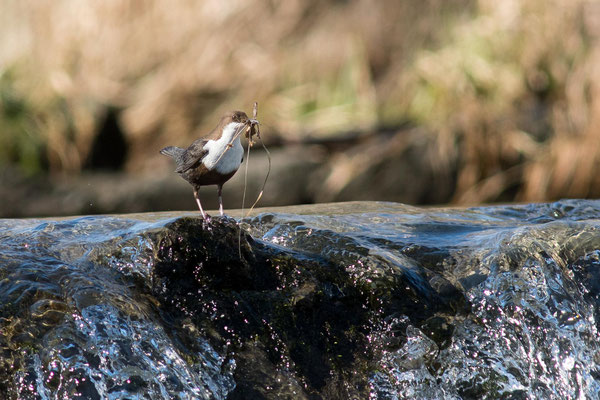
[1, 200, 600, 399]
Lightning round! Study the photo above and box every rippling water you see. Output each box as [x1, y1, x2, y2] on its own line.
[1, 200, 600, 399]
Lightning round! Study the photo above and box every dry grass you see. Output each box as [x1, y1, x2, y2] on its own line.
[0, 0, 467, 169]
[2, 0, 600, 204]
[407, 0, 600, 203]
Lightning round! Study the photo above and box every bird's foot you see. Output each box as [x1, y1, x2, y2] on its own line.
[202, 213, 211, 222]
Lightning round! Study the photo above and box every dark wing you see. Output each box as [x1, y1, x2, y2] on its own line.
[175, 139, 209, 173]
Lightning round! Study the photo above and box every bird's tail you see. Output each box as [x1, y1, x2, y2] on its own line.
[160, 146, 185, 159]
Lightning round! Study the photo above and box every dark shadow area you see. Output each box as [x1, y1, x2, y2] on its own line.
[85, 107, 128, 171]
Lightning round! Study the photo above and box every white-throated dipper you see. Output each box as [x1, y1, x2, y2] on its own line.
[160, 110, 257, 218]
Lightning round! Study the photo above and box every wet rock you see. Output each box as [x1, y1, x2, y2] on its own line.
[149, 216, 464, 398]
[2, 201, 600, 399]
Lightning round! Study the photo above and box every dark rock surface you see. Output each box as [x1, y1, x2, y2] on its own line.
[149, 217, 465, 399]
[2, 201, 600, 399]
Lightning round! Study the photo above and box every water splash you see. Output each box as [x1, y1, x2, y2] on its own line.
[1, 200, 600, 398]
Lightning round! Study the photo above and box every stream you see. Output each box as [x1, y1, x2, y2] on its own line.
[1, 200, 599, 399]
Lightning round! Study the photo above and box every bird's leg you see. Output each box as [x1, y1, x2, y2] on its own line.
[217, 184, 224, 216]
[193, 189, 207, 219]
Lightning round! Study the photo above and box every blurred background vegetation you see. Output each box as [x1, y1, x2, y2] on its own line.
[1, 0, 600, 217]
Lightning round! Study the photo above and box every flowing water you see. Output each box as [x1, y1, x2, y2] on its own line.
[1, 200, 600, 399]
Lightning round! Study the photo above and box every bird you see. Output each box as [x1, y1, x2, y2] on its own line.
[160, 110, 257, 219]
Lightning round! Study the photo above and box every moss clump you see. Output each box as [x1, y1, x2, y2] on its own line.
[0, 70, 47, 175]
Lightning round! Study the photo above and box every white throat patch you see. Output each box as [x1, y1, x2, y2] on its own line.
[202, 122, 244, 174]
